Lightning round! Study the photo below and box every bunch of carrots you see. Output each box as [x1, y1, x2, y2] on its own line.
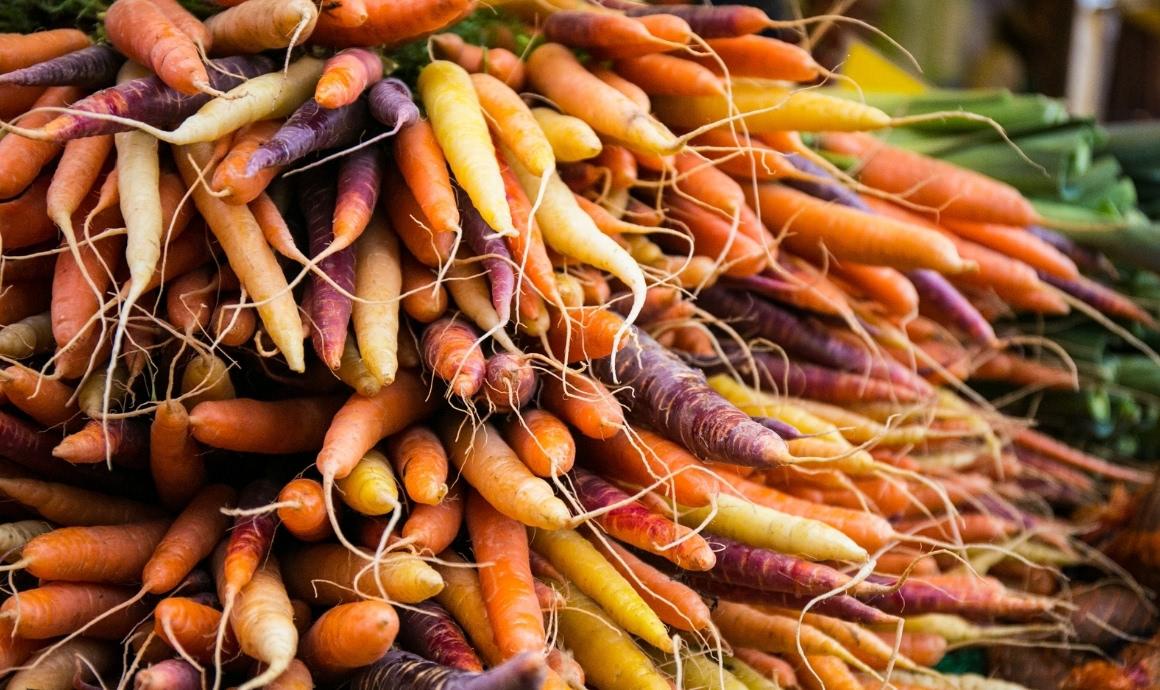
[0, 0, 1154, 689]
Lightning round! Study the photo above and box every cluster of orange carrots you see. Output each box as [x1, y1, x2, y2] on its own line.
[0, 0, 1155, 689]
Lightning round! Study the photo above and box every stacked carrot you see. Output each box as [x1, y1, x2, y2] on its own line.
[0, 1, 1154, 689]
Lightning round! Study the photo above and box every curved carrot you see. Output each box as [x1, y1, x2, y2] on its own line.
[540, 371, 624, 440]
[105, 0, 210, 96]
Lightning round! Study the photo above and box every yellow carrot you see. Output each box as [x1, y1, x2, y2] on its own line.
[336, 450, 400, 516]
[554, 586, 670, 690]
[352, 211, 401, 386]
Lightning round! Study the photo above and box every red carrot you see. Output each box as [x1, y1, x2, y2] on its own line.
[396, 601, 484, 673]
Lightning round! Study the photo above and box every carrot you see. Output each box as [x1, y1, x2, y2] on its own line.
[209, 120, 283, 204]
[593, 330, 790, 467]
[419, 61, 514, 236]
[349, 650, 546, 690]
[273, 478, 330, 542]
[472, 73, 553, 178]
[615, 53, 723, 96]
[543, 11, 683, 58]
[313, 48, 383, 109]
[540, 371, 624, 440]
[438, 417, 571, 529]
[1, 365, 77, 428]
[0, 312, 53, 360]
[531, 526, 671, 651]
[466, 490, 546, 657]
[301, 601, 399, 678]
[144, 484, 236, 594]
[394, 120, 460, 240]
[316, 370, 438, 485]
[621, 3, 772, 38]
[190, 395, 345, 454]
[175, 141, 305, 371]
[497, 147, 561, 306]
[712, 601, 871, 671]
[1015, 427, 1149, 484]
[0, 476, 163, 525]
[859, 574, 1055, 620]
[554, 586, 670, 690]
[431, 33, 526, 90]
[590, 66, 650, 112]
[396, 600, 483, 673]
[1044, 272, 1156, 326]
[733, 648, 799, 688]
[788, 654, 861, 690]
[228, 557, 297, 690]
[1, 582, 151, 640]
[154, 597, 236, 663]
[104, 0, 210, 96]
[282, 543, 444, 605]
[165, 268, 215, 335]
[571, 467, 715, 570]
[422, 318, 487, 397]
[310, 0, 473, 48]
[0, 520, 51, 563]
[592, 536, 713, 632]
[205, 0, 318, 55]
[653, 81, 892, 133]
[461, 193, 516, 326]
[825, 133, 1039, 226]
[179, 352, 235, 408]
[502, 410, 575, 478]
[432, 551, 504, 667]
[527, 43, 679, 154]
[337, 449, 400, 516]
[530, 108, 602, 163]
[52, 417, 148, 466]
[700, 35, 819, 81]
[0, 29, 90, 74]
[7, 638, 114, 690]
[0, 86, 81, 199]
[320, 0, 368, 28]
[479, 352, 537, 413]
[0, 174, 53, 250]
[942, 219, 1078, 279]
[507, 150, 646, 327]
[328, 148, 385, 253]
[46, 134, 113, 263]
[134, 659, 201, 690]
[692, 128, 795, 180]
[387, 426, 449, 506]
[716, 350, 924, 404]
[3, 520, 167, 583]
[0, 84, 44, 121]
[665, 194, 768, 278]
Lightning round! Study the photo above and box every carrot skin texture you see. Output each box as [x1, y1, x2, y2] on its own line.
[388, 425, 450, 506]
[144, 484, 236, 593]
[301, 601, 399, 676]
[0, 44, 122, 88]
[422, 318, 486, 398]
[0, 28, 90, 73]
[190, 396, 346, 454]
[461, 193, 515, 325]
[18, 520, 169, 583]
[248, 100, 369, 176]
[1, 582, 153, 639]
[349, 650, 547, 690]
[481, 353, 537, 413]
[104, 0, 210, 96]
[592, 330, 790, 467]
[368, 78, 420, 130]
[134, 659, 201, 690]
[396, 601, 484, 673]
[310, 0, 474, 48]
[316, 48, 384, 108]
[302, 173, 355, 368]
[42, 55, 275, 140]
[333, 146, 385, 247]
[908, 269, 998, 345]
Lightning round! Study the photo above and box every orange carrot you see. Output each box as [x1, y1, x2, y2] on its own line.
[592, 536, 712, 632]
[502, 410, 575, 478]
[0, 366, 77, 428]
[211, 120, 284, 205]
[498, 147, 561, 306]
[942, 218, 1079, 280]
[421, 318, 486, 398]
[387, 425, 449, 506]
[544, 306, 626, 364]
[154, 597, 236, 663]
[383, 165, 455, 269]
[315, 48, 384, 108]
[0, 476, 164, 525]
[823, 132, 1039, 226]
[277, 478, 332, 542]
[396, 482, 464, 555]
[105, 0, 211, 96]
[590, 67, 650, 112]
[310, 0, 473, 49]
[831, 262, 919, 316]
[431, 33, 526, 90]
[190, 395, 346, 454]
[400, 251, 448, 323]
[0, 84, 45, 121]
[1, 582, 152, 640]
[144, 484, 235, 594]
[0, 29, 90, 74]
[466, 490, 545, 657]
[9, 520, 169, 583]
[394, 121, 460, 238]
[666, 194, 767, 277]
[695, 35, 820, 81]
[0, 86, 82, 199]
[301, 601, 399, 678]
[540, 371, 624, 440]
[0, 174, 54, 249]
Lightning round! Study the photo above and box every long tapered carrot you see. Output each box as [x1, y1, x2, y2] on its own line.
[105, 0, 211, 96]
[352, 210, 402, 385]
[0, 477, 164, 525]
[0, 86, 81, 200]
[1, 582, 152, 640]
[310, 0, 473, 48]
[0, 366, 77, 428]
[0, 29, 90, 74]
[8, 520, 169, 583]
[540, 371, 624, 440]
[614, 53, 723, 96]
[175, 141, 305, 371]
[394, 120, 460, 240]
[942, 218, 1079, 279]
[592, 536, 713, 632]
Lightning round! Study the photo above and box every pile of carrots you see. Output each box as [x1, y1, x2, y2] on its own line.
[0, 0, 1155, 688]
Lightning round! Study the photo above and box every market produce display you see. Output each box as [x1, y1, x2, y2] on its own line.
[0, 1, 1155, 689]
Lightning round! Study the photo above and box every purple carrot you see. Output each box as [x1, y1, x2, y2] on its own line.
[705, 348, 925, 403]
[479, 352, 537, 413]
[907, 269, 997, 345]
[333, 146, 385, 247]
[301, 173, 354, 369]
[460, 192, 515, 325]
[753, 417, 802, 440]
[1028, 225, 1118, 279]
[591, 329, 791, 467]
[782, 153, 871, 211]
[369, 78, 420, 131]
[571, 467, 715, 571]
[692, 576, 898, 626]
[397, 601, 484, 673]
[134, 659, 201, 690]
[699, 286, 928, 392]
[1040, 272, 1156, 327]
[0, 44, 123, 89]
[40, 55, 275, 140]
[246, 98, 369, 176]
[858, 575, 1056, 621]
[350, 650, 547, 690]
[703, 533, 887, 598]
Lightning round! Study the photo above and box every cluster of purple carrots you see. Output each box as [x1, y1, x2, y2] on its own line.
[0, 0, 1155, 688]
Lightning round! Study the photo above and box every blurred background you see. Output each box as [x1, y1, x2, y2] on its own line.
[765, 0, 1160, 122]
